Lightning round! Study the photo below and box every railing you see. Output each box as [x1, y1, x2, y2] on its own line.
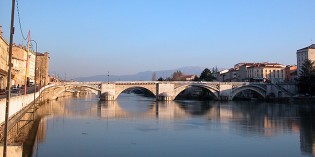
[57, 81, 271, 87]
[55, 82, 101, 85]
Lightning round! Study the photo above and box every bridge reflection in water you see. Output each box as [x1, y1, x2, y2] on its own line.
[19, 94, 315, 157]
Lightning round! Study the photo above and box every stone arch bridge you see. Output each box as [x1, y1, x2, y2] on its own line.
[57, 81, 296, 101]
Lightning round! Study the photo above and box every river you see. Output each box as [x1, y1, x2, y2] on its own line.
[26, 93, 315, 157]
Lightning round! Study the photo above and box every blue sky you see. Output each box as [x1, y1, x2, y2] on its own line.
[0, 0, 314, 78]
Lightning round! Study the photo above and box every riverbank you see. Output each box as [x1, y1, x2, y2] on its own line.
[264, 96, 315, 104]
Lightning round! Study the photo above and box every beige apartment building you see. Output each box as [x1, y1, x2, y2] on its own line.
[296, 44, 315, 76]
[247, 63, 286, 83]
[0, 26, 8, 90]
[12, 45, 28, 86]
[12, 44, 38, 86]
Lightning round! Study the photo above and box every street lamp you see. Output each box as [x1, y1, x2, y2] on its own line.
[30, 40, 37, 115]
[107, 72, 109, 84]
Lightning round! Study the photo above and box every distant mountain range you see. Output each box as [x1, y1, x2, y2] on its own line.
[75, 66, 222, 82]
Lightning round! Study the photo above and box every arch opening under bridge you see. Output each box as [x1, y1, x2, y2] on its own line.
[53, 85, 101, 99]
[116, 86, 156, 99]
[231, 86, 266, 100]
[173, 84, 220, 100]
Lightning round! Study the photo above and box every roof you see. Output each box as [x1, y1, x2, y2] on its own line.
[0, 35, 9, 46]
[246, 63, 285, 68]
[180, 75, 195, 78]
[297, 44, 315, 51]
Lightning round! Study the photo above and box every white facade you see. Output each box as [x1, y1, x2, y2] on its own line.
[218, 69, 229, 81]
[28, 51, 36, 80]
[296, 44, 315, 76]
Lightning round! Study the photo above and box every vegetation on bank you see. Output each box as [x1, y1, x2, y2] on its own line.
[297, 59, 315, 96]
[156, 67, 218, 81]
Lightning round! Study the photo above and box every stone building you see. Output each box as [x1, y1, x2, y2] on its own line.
[36, 52, 50, 86]
[12, 45, 27, 86]
[285, 65, 297, 82]
[296, 44, 315, 76]
[0, 26, 8, 90]
[236, 63, 256, 81]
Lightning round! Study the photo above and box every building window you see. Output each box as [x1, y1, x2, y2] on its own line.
[273, 70, 275, 78]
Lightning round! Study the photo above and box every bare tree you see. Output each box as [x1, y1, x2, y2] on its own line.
[171, 70, 184, 81]
[152, 72, 157, 81]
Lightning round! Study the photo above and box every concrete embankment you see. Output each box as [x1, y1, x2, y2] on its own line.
[0, 85, 53, 125]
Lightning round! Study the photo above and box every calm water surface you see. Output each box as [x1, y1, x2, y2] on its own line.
[30, 94, 315, 157]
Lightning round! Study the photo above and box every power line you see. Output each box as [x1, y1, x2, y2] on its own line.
[16, 0, 27, 41]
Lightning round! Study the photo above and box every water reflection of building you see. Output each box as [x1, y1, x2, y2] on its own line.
[26, 95, 315, 157]
[96, 101, 130, 119]
[36, 117, 47, 143]
[298, 106, 315, 156]
[201, 102, 302, 138]
[95, 101, 188, 120]
[205, 102, 244, 121]
[150, 101, 187, 120]
[31, 116, 48, 157]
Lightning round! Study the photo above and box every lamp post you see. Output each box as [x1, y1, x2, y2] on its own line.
[3, 0, 16, 157]
[30, 40, 37, 114]
[39, 68, 41, 90]
[107, 71, 109, 84]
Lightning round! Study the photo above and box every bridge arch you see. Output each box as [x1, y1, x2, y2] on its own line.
[231, 86, 266, 100]
[173, 84, 219, 100]
[114, 85, 157, 100]
[53, 85, 100, 99]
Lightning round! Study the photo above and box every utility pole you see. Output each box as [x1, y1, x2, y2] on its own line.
[3, 0, 16, 157]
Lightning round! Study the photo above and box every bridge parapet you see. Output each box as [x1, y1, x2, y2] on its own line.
[115, 81, 157, 85]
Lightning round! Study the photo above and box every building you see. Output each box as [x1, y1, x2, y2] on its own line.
[285, 65, 297, 82]
[28, 51, 36, 82]
[246, 63, 286, 83]
[36, 52, 50, 86]
[218, 68, 238, 82]
[296, 44, 315, 76]
[236, 63, 256, 81]
[180, 75, 197, 81]
[12, 45, 28, 86]
[0, 26, 8, 91]
[218, 69, 229, 81]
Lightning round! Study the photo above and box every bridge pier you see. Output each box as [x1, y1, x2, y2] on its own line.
[100, 84, 116, 101]
[156, 95, 174, 101]
[100, 95, 115, 101]
[156, 83, 175, 101]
